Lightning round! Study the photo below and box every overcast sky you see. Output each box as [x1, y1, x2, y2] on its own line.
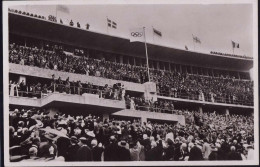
[12, 3, 253, 57]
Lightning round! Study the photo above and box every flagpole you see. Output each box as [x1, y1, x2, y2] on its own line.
[106, 16, 109, 34]
[152, 26, 154, 44]
[192, 34, 195, 51]
[232, 40, 234, 54]
[143, 27, 150, 82]
[55, 5, 57, 19]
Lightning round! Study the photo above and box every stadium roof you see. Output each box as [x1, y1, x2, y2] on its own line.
[9, 12, 253, 72]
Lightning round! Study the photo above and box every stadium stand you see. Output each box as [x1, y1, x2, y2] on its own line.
[8, 9, 254, 162]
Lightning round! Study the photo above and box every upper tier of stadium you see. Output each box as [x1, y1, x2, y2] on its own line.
[8, 10, 253, 72]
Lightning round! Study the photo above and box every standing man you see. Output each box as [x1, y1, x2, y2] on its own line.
[77, 137, 93, 161]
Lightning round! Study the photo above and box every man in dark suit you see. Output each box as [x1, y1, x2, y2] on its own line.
[77, 137, 93, 161]
[117, 140, 131, 161]
[65, 136, 80, 162]
[145, 141, 163, 161]
[163, 139, 175, 160]
[91, 139, 103, 161]
[188, 143, 203, 161]
[104, 136, 120, 161]
[226, 146, 242, 160]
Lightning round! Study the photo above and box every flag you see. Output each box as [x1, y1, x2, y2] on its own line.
[57, 5, 70, 14]
[112, 21, 117, 29]
[107, 18, 112, 27]
[192, 35, 201, 44]
[232, 41, 239, 48]
[185, 45, 188, 50]
[107, 18, 117, 29]
[129, 28, 144, 42]
[153, 28, 162, 37]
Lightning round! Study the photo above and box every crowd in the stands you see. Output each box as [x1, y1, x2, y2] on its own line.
[210, 51, 253, 59]
[153, 70, 253, 106]
[9, 43, 254, 106]
[9, 108, 254, 162]
[8, 8, 46, 20]
[9, 75, 125, 101]
[9, 8, 90, 30]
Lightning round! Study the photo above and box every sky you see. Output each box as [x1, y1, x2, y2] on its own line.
[11, 3, 253, 57]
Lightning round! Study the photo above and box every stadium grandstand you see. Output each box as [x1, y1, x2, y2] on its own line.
[7, 7, 255, 163]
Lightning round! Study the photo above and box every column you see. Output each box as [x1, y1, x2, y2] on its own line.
[198, 106, 203, 114]
[103, 113, 109, 122]
[120, 56, 123, 64]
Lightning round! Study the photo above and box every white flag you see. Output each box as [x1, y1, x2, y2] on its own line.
[129, 28, 144, 42]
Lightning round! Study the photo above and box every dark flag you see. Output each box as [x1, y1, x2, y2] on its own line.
[232, 41, 239, 48]
[112, 21, 117, 29]
[107, 18, 112, 27]
[193, 35, 201, 44]
[153, 28, 162, 37]
[185, 45, 188, 50]
[107, 18, 117, 29]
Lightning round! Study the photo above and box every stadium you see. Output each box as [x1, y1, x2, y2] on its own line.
[5, 3, 257, 165]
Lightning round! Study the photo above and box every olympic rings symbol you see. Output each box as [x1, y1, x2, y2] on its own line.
[131, 32, 143, 37]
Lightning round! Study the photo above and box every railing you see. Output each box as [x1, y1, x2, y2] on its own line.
[9, 90, 42, 99]
[9, 83, 124, 101]
[125, 104, 180, 115]
[157, 91, 253, 106]
[43, 83, 124, 101]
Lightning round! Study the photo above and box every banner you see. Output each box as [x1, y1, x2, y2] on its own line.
[129, 28, 144, 42]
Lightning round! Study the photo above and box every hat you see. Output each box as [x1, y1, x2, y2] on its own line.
[14, 109, 19, 112]
[70, 136, 78, 143]
[79, 137, 87, 141]
[87, 131, 95, 138]
[68, 117, 74, 121]
[29, 147, 38, 156]
[22, 113, 28, 118]
[91, 139, 98, 147]
[44, 133, 57, 141]
[118, 140, 128, 149]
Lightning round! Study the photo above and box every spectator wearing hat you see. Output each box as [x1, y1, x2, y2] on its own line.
[65, 136, 80, 161]
[77, 137, 93, 161]
[104, 136, 120, 161]
[91, 139, 103, 161]
[140, 134, 151, 157]
[163, 138, 175, 160]
[117, 140, 131, 161]
[37, 133, 57, 159]
[145, 140, 163, 161]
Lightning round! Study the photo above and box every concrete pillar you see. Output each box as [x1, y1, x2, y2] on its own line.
[225, 108, 230, 116]
[141, 116, 147, 123]
[46, 108, 59, 118]
[19, 76, 26, 85]
[157, 62, 160, 70]
[120, 56, 124, 64]
[198, 106, 203, 114]
[103, 113, 109, 122]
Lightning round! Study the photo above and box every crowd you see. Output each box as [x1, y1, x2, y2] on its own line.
[154, 70, 253, 106]
[9, 75, 125, 101]
[210, 51, 253, 59]
[9, 108, 254, 162]
[9, 8, 90, 30]
[9, 77, 183, 115]
[8, 8, 46, 20]
[9, 43, 253, 106]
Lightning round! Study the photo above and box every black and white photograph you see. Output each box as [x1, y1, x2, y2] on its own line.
[3, 0, 259, 166]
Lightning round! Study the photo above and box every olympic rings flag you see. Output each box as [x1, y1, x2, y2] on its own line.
[129, 28, 145, 42]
